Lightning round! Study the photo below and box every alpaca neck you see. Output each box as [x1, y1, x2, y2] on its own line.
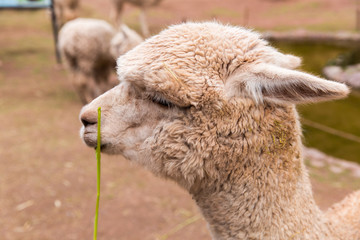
[178, 103, 342, 239]
[192, 157, 333, 240]
[188, 101, 334, 239]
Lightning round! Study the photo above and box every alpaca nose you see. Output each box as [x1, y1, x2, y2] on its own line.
[80, 110, 98, 127]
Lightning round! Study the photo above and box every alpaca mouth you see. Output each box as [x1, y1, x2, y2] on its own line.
[82, 131, 98, 148]
[82, 130, 108, 151]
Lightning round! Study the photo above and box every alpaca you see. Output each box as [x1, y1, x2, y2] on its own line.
[79, 22, 360, 239]
[110, 24, 144, 60]
[111, 0, 162, 37]
[54, 0, 79, 27]
[59, 18, 143, 104]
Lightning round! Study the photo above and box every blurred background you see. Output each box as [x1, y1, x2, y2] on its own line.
[1, 0, 360, 239]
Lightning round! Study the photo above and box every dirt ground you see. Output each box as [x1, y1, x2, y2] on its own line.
[0, 0, 359, 239]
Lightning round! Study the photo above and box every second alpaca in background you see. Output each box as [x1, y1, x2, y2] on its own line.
[59, 18, 143, 104]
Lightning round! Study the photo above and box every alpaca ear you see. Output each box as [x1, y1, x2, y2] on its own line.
[224, 63, 349, 104]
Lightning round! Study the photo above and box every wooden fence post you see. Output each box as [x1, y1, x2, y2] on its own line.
[50, 0, 61, 63]
[357, 0, 360, 31]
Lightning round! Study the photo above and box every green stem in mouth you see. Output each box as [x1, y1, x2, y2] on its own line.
[93, 107, 101, 240]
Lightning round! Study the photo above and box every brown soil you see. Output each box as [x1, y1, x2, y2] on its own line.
[0, 0, 358, 239]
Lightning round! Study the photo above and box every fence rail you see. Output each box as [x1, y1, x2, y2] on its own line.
[301, 118, 360, 144]
[0, 0, 51, 9]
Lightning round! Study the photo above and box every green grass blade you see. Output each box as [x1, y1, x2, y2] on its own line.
[93, 107, 101, 240]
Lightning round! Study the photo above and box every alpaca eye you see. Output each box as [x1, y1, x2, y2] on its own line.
[150, 95, 175, 108]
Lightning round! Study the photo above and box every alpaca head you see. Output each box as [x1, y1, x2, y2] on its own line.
[110, 25, 143, 60]
[80, 22, 349, 190]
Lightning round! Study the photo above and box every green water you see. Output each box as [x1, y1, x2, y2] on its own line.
[271, 42, 360, 164]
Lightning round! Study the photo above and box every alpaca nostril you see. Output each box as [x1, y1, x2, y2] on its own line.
[80, 111, 98, 127]
[81, 118, 95, 127]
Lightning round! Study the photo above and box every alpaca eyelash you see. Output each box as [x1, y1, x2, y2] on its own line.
[148, 94, 175, 108]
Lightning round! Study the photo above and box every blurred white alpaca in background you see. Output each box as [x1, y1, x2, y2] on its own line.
[59, 18, 143, 104]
